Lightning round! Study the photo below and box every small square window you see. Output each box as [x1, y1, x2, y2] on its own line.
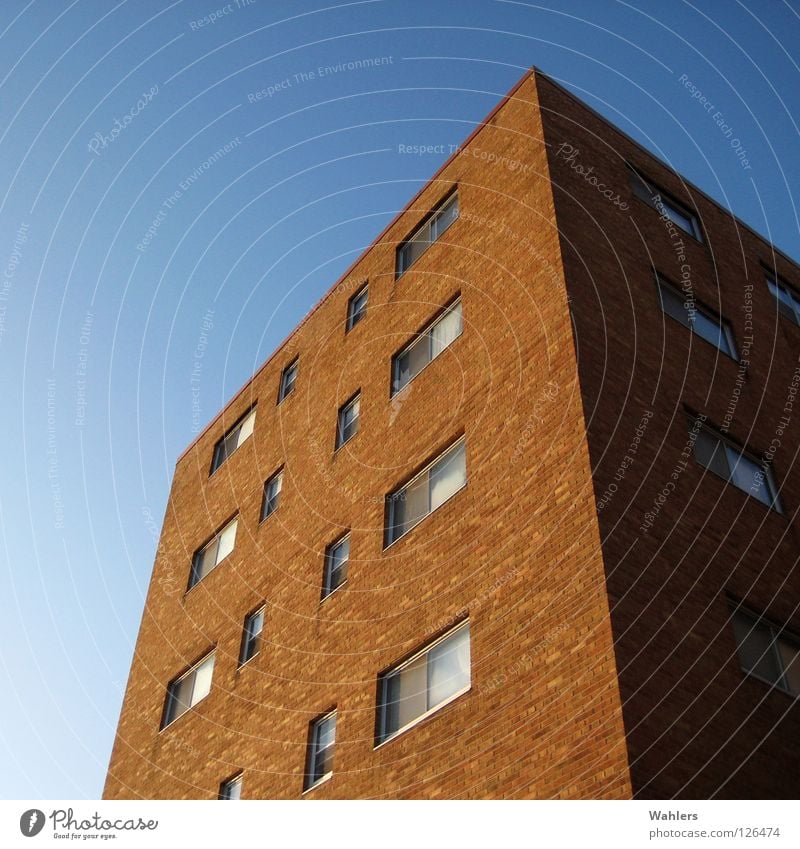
[189, 517, 238, 589]
[218, 774, 243, 800]
[336, 393, 360, 449]
[278, 359, 298, 403]
[239, 607, 265, 666]
[210, 407, 256, 474]
[766, 274, 800, 326]
[346, 285, 368, 331]
[321, 534, 349, 600]
[396, 192, 459, 277]
[261, 469, 283, 521]
[731, 606, 800, 696]
[162, 652, 215, 728]
[305, 711, 336, 790]
[628, 167, 702, 241]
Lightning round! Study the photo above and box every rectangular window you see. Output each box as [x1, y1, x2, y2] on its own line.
[162, 652, 215, 728]
[305, 711, 336, 790]
[336, 393, 360, 449]
[218, 774, 243, 800]
[396, 192, 459, 277]
[691, 420, 782, 513]
[189, 517, 238, 589]
[210, 407, 256, 474]
[377, 621, 470, 745]
[392, 299, 463, 395]
[656, 275, 737, 357]
[346, 284, 368, 331]
[239, 607, 265, 666]
[385, 437, 466, 546]
[321, 534, 349, 600]
[278, 358, 298, 403]
[628, 167, 702, 240]
[731, 606, 800, 695]
[766, 274, 800, 326]
[261, 469, 283, 521]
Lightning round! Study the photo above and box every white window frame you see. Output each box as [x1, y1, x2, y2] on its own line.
[189, 516, 238, 589]
[210, 407, 256, 474]
[731, 605, 800, 696]
[656, 275, 737, 358]
[376, 620, 471, 746]
[239, 606, 265, 666]
[278, 358, 298, 403]
[628, 166, 702, 241]
[396, 192, 459, 277]
[346, 284, 368, 331]
[691, 420, 783, 514]
[261, 468, 283, 521]
[391, 298, 463, 396]
[766, 274, 800, 326]
[218, 774, 243, 800]
[162, 651, 215, 729]
[384, 436, 467, 547]
[321, 534, 350, 601]
[336, 393, 360, 450]
[304, 710, 336, 791]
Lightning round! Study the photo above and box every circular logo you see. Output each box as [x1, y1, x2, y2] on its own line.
[19, 810, 46, 837]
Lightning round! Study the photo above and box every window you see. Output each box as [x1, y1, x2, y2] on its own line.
[189, 517, 238, 589]
[261, 469, 283, 521]
[278, 358, 298, 403]
[305, 711, 336, 790]
[392, 298, 462, 395]
[731, 606, 800, 695]
[396, 192, 459, 276]
[162, 652, 215, 728]
[210, 407, 256, 474]
[766, 274, 800, 326]
[628, 166, 702, 240]
[239, 607, 265, 665]
[346, 284, 368, 331]
[321, 535, 349, 600]
[376, 621, 470, 744]
[336, 393, 360, 449]
[691, 420, 782, 513]
[385, 437, 466, 546]
[218, 774, 243, 800]
[656, 275, 737, 357]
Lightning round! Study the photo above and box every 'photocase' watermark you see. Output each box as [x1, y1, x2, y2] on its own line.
[87, 85, 158, 156]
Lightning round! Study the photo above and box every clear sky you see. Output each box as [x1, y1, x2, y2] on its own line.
[0, 0, 798, 800]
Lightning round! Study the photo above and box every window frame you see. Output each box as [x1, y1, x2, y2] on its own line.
[765, 271, 800, 326]
[188, 515, 239, 590]
[321, 533, 350, 601]
[346, 284, 369, 332]
[383, 435, 467, 548]
[655, 273, 737, 358]
[277, 358, 299, 404]
[335, 392, 361, 450]
[689, 416, 783, 514]
[239, 605, 266, 667]
[730, 603, 800, 696]
[304, 709, 337, 792]
[628, 165, 703, 241]
[218, 773, 243, 800]
[396, 190, 459, 278]
[209, 406, 257, 475]
[390, 295, 463, 397]
[375, 619, 471, 747]
[260, 467, 284, 522]
[161, 650, 216, 730]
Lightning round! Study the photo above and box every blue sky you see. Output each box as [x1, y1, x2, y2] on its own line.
[0, 0, 798, 799]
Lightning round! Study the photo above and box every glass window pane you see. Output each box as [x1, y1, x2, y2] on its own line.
[693, 429, 729, 479]
[383, 656, 427, 736]
[395, 335, 430, 393]
[390, 472, 430, 542]
[167, 676, 193, 723]
[778, 638, 800, 694]
[216, 520, 237, 563]
[430, 302, 463, 357]
[662, 200, 696, 236]
[237, 410, 255, 445]
[191, 655, 215, 705]
[428, 624, 471, 707]
[432, 195, 458, 239]
[221, 777, 242, 800]
[732, 612, 782, 684]
[429, 441, 467, 510]
[725, 447, 771, 506]
[658, 283, 691, 328]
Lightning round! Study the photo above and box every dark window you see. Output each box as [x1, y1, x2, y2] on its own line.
[210, 408, 256, 474]
[346, 285, 368, 331]
[396, 193, 459, 276]
[278, 359, 298, 403]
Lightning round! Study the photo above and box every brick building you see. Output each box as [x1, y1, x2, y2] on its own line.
[104, 69, 800, 800]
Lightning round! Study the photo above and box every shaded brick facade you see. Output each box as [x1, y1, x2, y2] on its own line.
[104, 70, 799, 800]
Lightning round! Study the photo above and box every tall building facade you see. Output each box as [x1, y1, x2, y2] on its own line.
[104, 69, 800, 800]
